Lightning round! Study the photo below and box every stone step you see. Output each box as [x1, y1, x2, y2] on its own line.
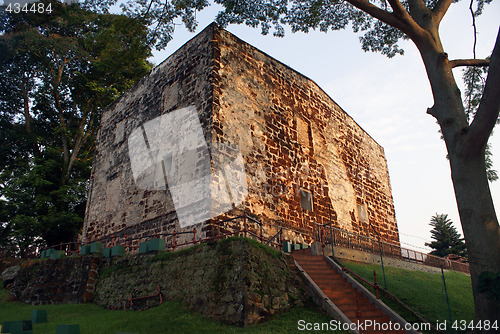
[295, 253, 406, 332]
[292, 254, 321, 259]
[299, 260, 333, 264]
[317, 285, 354, 293]
[307, 273, 346, 280]
[334, 301, 379, 314]
[307, 274, 347, 281]
[322, 288, 359, 296]
[295, 256, 320, 260]
[326, 292, 370, 305]
[358, 309, 385, 317]
[295, 259, 326, 265]
[314, 280, 353, 288]
[300, 267, 344, 274]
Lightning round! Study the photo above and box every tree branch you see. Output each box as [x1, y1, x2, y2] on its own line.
[344, 0, 408, 32]
[65, 113, 89, 181]
[408, 0, 428, 10]
[387, 0, 408, 18]
[346, 0, 428, 42]
[450, 58, 490, 68]
[432, 0, 453, 24]
[469, 0, 478, 58]
[465, 28, 500, 155]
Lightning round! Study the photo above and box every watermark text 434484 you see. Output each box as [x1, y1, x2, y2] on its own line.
[297, 319, 499, 332]
[2, 1, 77, 14]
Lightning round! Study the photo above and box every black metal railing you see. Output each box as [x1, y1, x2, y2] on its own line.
[40, 213, 469, 274]
[314, 222, 470, 274]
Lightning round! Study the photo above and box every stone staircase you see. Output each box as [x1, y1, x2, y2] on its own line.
[292, 249, 407, 334]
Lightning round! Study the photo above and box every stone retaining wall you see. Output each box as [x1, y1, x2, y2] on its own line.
[8, 256, 101, 305]
[94, 239, 307, 325]
[5, 239, 308, 326]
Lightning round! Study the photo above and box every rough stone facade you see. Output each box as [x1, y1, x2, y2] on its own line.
[8, 257, 100, 305]
[6, 239, 308, 326]
[83, 23, 399, 246]
[94, 239, 307, 325]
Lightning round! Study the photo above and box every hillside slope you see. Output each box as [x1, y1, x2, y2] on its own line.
[342, 260, 474, 325]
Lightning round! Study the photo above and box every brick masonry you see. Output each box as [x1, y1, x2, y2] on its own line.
[83, 23, 399, 246]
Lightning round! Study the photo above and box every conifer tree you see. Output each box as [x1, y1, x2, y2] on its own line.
[426, 214, 467, 258]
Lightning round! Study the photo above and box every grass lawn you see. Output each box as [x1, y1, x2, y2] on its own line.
[1, 252, 475, 334]
[342, 260, 475, 325]
[0, 281, 346, 334]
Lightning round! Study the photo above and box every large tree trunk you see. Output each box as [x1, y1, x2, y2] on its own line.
[450, 152, 500, 322]
[344, 0, 500, 324]
[417, 32, 500, 324]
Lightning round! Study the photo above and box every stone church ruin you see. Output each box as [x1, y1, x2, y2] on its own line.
[83, 23, 400, 248]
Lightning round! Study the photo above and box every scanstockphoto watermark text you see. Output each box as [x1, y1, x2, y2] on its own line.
[298, 319, 431, 332]
[297, 319, 499, 332]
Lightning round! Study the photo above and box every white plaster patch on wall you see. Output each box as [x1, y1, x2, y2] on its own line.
[128, 105, 248, 228]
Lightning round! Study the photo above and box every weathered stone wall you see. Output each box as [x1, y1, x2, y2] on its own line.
[8, 257, 100, 304]
[83, 23, 399, 246]
[94, 239, 307, 325]
[212, 28, 398, 243]
[5, 239, 308, 326]
[83, 25, 218, 245]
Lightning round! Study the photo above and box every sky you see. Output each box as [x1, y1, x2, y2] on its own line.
[146, 1, 500, 252]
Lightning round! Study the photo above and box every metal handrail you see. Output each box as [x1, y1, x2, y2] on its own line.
[40, 213, 470, 274]
[265, 228, 283, 247]
[128, 286, 162, 311]
[41, 213, 293, 257]
[314, 222, 470, 274]
[342, 267, 380, 299]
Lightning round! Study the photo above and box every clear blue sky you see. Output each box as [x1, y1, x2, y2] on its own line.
[149, 1, 500, 252]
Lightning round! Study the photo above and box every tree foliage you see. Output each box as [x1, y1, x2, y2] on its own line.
[425, 213, 467, 258]
[0, 0, 152, 256]
[461, 63, 498, 182]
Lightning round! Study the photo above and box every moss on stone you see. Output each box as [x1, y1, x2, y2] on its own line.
[93, 238, 307, 326]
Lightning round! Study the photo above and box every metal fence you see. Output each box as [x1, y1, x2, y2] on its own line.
[40, 214, 469, 274]
[41, 213, 294, 257]
[314, 222, 470, 274]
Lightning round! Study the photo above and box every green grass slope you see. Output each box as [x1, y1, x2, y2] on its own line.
[342, 260, 474, 325]
[0, 281, 348, 334]
[1, 248, 474, 333]
[1, 249, 354, 334]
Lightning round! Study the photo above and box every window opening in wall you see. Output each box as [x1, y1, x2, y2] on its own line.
[357, 202, 367, 223]
[300, 188, 313, 211]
